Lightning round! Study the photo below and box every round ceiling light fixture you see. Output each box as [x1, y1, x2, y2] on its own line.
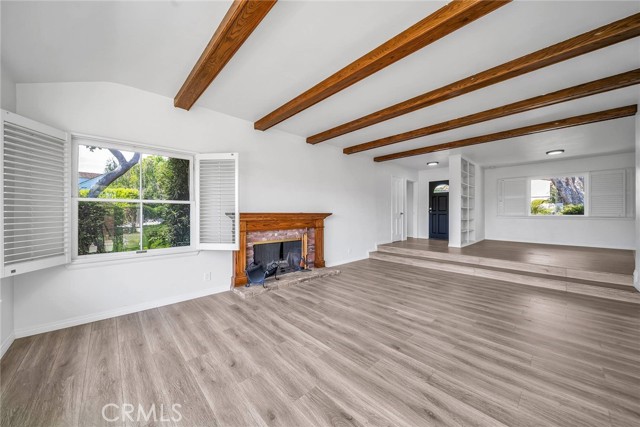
[426, 161, 439, 166]
[546, 149, 565, 156]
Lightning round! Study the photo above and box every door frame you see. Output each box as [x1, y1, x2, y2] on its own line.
[391, 176, 406, 242]
[429, 180, 449, 240]
[405, 179, 417, 239]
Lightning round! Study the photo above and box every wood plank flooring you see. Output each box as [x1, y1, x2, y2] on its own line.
[383, 238, 635, 275]
[2, 259, 639, 427]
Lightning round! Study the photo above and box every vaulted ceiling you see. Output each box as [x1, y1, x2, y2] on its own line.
[2, 1, 639, 169]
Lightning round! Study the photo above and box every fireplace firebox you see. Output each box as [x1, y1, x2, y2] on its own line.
[253, 239, 303, 275]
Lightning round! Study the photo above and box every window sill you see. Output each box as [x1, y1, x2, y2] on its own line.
[67, 249, 201, 270]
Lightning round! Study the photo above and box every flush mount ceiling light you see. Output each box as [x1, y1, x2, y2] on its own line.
[426, 161, 439, 166]
[546, 149, 565, 156]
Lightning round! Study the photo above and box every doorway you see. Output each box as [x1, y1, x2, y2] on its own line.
[406, 180, 416, 238]
[391, 176, 404, 242]
[429, 180, 449, 240]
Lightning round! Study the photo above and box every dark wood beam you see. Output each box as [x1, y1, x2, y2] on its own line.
[373, 105, 638, 162]
[309, 13, 640, 144]
[175, 0, 277, 110]
[345, 69, 640, 154]
[254, 0, 511, 131]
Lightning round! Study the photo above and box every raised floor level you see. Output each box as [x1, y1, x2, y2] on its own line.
[372, 239, 637, 303]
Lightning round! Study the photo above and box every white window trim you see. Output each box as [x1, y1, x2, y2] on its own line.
[526, 172, 589, 217]
[70, 134, 196, 264]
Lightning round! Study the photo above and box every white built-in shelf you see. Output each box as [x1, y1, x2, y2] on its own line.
[461, 158, 476, 246]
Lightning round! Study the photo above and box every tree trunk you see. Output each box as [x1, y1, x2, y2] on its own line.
[88, 150, 140, 197]
[551, 177, 584, 205]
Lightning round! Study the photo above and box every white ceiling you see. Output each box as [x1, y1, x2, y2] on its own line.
[2, 0, 639, 170]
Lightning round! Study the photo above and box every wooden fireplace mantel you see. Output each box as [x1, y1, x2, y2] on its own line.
[232, 212, 332, 287]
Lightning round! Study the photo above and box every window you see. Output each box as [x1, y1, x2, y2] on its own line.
[74, 140, 193, 259]
[2, 110, 237, 274]
[498, 169, 634, 218]
[433, 184, 449, 193]
[530, 176, 585, 216]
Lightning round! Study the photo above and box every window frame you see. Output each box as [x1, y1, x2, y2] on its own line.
[526, 173, 589, 217]
[71, 134, 196, 263]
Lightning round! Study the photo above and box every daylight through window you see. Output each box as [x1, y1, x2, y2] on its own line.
[433, 184, 449, 193]
[530, 176, 585, 216]
[76, 143, 192, 257]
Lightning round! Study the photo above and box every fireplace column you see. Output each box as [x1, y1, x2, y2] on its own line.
[232, 219, 248, 287]
[314, 219, 326, 268]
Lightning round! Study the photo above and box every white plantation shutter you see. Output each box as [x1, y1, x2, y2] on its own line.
[1, 111, 70, 277]
[625, 168, 635, 218]
[498, 178, 527, 216]
[196, 153, 239, 250]
[590, 169, 626, 217]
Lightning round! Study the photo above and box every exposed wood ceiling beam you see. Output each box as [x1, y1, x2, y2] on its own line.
[345, 69, 640, 154]
[254, 0, 511, 131]
[373, 105, 638, 162]
[175, 0, 277, 110]
[309, 13, 640, 144]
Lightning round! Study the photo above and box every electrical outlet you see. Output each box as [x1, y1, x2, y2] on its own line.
[347, 248, 352, 255]
[204, 272, 212, 281]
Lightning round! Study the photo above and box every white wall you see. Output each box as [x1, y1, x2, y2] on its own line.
[12, 81, 417, 336]
[1, 63, 16, 113]
[417, 167, 449, 239]
[0, 277, 14, 357]
[485, 152, 635, 249]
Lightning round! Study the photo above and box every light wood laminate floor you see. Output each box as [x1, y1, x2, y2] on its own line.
[382, 238, 635, 275]
[2, 259, 639, 427]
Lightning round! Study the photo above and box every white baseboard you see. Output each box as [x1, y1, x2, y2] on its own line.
[634, 270, 639, 292]
[1, 332, 15, 359]
[326, 255, 368, 268]
[14, 285, 226, 339]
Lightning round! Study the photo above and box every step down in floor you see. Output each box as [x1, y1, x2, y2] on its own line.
[370, 247, 639, 304]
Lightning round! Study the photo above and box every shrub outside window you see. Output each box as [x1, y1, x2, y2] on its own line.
[530, 176, 585, 216]
[75, 142, 193, 258]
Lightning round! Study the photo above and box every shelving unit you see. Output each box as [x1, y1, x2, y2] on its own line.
[461, 158, 476, 246]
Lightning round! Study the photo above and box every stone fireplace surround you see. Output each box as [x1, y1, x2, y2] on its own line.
[232, 213, 332, 287]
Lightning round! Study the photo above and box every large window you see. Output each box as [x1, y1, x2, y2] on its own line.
[499, 168, 633, 218]
[530, 176, 585, 216]
[74, 140, 193, 258]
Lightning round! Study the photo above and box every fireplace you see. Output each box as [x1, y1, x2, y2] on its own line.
[232, 213, 332, 287]
[253, 238, 303, 275]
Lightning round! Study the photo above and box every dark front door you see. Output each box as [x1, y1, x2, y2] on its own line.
[429, 180, 449, 239]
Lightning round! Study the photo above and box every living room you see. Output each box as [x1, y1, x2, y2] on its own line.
[1, 1, 639, 426]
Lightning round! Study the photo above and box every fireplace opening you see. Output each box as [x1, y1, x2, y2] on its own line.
[253, 239, 303, 276]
